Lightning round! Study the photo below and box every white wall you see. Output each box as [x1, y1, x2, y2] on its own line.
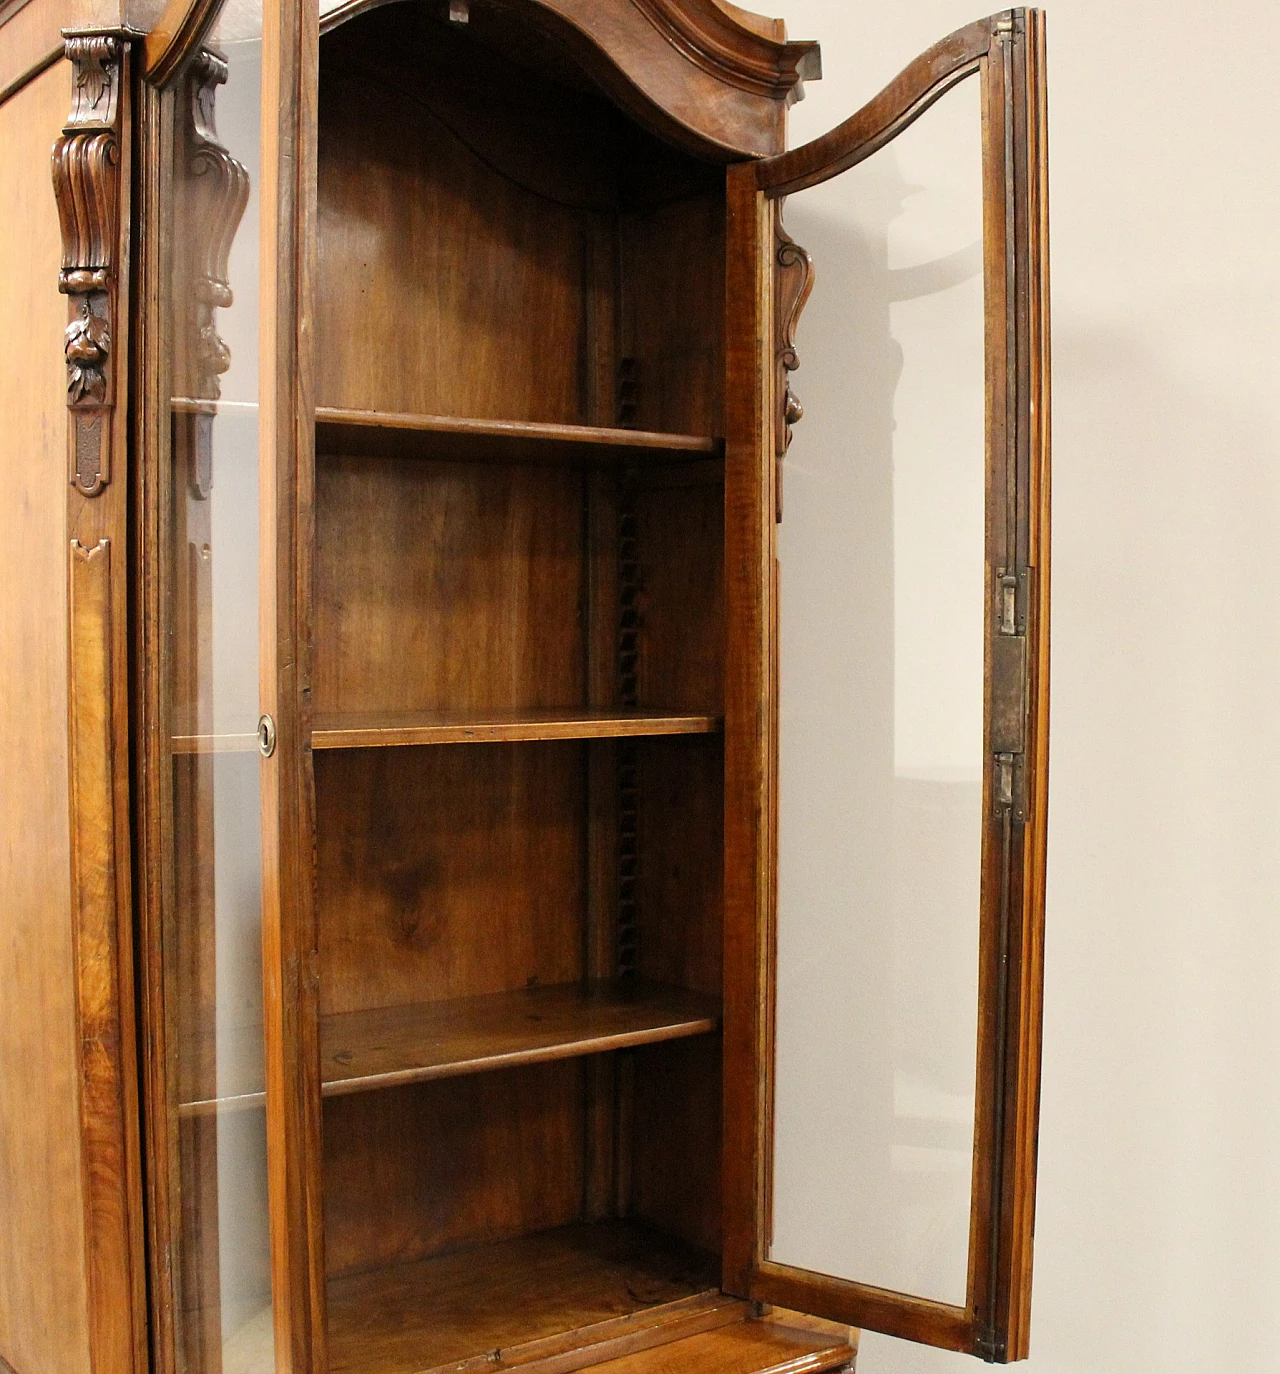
[765, 1, 1280, 1370]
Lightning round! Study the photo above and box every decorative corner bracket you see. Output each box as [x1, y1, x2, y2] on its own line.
[180, 48, 250, 499]
[52, 36, 124, 497]
[773, 206, 814, 521]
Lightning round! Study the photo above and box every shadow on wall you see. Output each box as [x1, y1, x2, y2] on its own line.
[772, 139, 988, 1310]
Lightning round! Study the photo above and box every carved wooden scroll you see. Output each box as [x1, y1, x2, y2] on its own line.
[52, 38, 124, 497]
[178, 48, 250, 499]
[773, 207, 814, 520]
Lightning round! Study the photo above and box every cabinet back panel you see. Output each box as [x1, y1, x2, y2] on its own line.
[323, 1062, 584, 1277]
[315, 743, 586, 1017]
[314, 454, 586, 716]
[621, 190, 726, 438]
[316, 13, 602, 424]
[630, 1037, 723, 1255]
[633, 478, 725, 714]
[634, 736, 724, 998]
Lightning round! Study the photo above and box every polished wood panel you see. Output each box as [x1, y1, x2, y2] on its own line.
[316, 409, 721, 467]
[631, 1036, 723, 1256]
[179, 981, 720, 1113]
[620, 190, 726, 440]
[317, 0, 817, 161]
[313, 455, 586, 717]
[260, 0, 328, 1363]
[60, 35, 150, 1374]
[312, 708, 721, 749]
[0, 57, 93, 1374]
[323, 981, 718, 1096]
[0, 0, 61, 105]
[315, 743, 586, 1016]
[589, 1310, 855, 1374]
[720, 157, 773, 1304]
[315, 26, 589, 425]
[323, 1065, 587, 1277]
[632, 481, 725, 714]
[326, 1221, 719, 1374]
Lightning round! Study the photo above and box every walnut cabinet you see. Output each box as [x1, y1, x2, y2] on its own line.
[0, 2, 1049, 1373]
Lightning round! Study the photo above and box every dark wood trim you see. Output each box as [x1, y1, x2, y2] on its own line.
[62, 34, 149, 1374]
[724, 8, 1049, 1363]
[320, 0, 819, 160]
[309, 707, 722, 749]
[754, 15, 994, 196]
[53, 35, 125, 497]
[750, 1264, 969, 1354]
[132, 67, 181, 1374]
[313, 407, 721, 466]
[260, 0, 328, 1366]
[142, 0, 222, 87]
[721, 156, 772, 1300]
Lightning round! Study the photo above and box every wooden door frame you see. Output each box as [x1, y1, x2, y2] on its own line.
[722, 9, 1050, 1362]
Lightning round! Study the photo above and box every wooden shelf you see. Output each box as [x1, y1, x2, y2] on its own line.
[315, 407, 723, 467]
[179, 981, 720, 1117]
[327, 1221, 722, 1374]
[311, 708, 722, 750]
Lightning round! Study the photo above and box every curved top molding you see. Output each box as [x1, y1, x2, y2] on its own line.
[756, 13, 996, 194]
[142, 0, 219, 83]
[141, 0, 819, 154]
[321, 0, 822, 159]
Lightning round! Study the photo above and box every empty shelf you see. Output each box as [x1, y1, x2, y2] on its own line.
[315, 407, 723, 466]
[327, 1221, 721, 1374]
[311, 708, 722, 749]
[322, 981, 721, 1097]
[178, 981, 720, 1116]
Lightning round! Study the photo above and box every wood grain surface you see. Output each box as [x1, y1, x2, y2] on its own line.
[312, 708, 721, 750]
[316, 409, 720, 467]
[0, 56, 93, 1374]
[326, 1220, 719, 1374]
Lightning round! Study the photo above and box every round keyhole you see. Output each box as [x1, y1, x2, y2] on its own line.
[258, 714, 276, 758]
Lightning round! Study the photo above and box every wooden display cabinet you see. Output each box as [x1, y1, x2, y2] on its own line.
[0, 2, 1049, 1373]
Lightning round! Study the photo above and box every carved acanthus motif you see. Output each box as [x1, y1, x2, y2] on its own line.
[176, 49, 250, 500]
[187, 49, 249, 401]
[774, 207, 814, 520]
[52, 36, 124, 497]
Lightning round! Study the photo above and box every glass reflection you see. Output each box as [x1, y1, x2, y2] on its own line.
[771, 75, 984, 1306]
[166, 22, 274, 1373]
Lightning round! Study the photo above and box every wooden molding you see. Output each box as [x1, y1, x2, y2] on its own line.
[771, 206, 812, 520]
[626, 0, 818, 102]
[176, 47, 249, 497]
[52, 35, 124, 496]
[142, 0, 222, 86]
[318, 0, 821, 158]
[68, 536, 140, 1374]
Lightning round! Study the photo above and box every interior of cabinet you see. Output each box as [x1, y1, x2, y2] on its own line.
[304, 4, 729, 1368]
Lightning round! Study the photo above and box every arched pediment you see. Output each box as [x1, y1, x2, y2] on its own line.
[146, 0, 820, 159]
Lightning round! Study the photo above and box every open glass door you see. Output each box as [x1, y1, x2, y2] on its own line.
[137, 0, 324, 1368]
[723, 10, 1049, 1362]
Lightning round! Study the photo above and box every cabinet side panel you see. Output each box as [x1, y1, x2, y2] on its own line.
[0, 60, 94, 1374]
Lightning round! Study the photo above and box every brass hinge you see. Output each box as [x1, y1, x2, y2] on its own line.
[991, 568, 1030, 821]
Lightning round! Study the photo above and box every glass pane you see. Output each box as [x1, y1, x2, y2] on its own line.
[771, 75, 985, 1307]
[164, 16, 273, 1372]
